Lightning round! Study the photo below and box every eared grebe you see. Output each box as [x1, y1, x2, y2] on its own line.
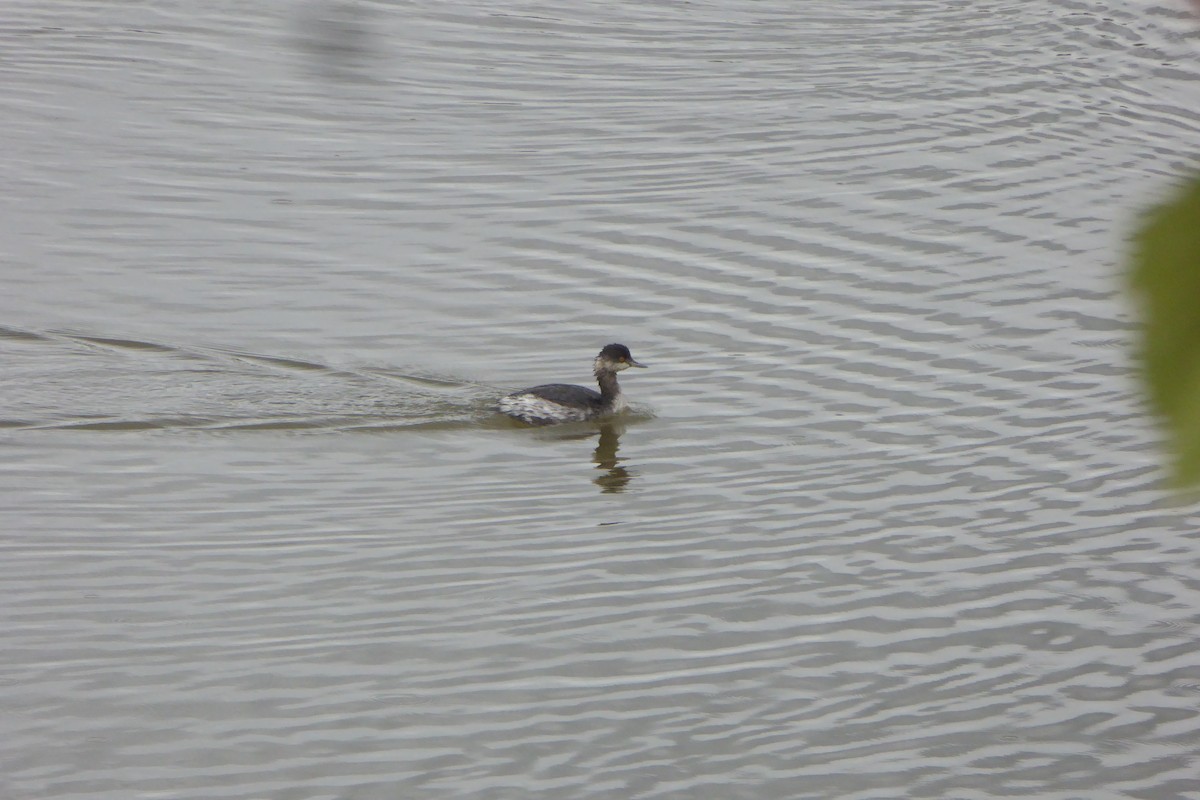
[498, 343, 647, 425]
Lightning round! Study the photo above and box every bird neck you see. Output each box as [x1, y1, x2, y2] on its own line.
[595, 368, 621, 401]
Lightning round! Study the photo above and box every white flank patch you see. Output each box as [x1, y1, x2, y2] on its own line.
[498, 393, 590, 425]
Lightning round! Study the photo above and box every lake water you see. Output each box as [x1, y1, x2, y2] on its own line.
[3, 1, 1200, 798]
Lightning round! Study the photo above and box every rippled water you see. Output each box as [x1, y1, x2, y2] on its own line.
[3, 1, 1200, 798]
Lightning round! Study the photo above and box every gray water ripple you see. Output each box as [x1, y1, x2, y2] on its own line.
[5, 0, 1200, 798]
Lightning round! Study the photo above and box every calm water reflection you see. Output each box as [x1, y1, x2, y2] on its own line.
[593, 424, 634, 494]
[3, 1, 1200, 798]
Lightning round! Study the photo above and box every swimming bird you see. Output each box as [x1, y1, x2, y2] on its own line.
[498, 343, 647, 425]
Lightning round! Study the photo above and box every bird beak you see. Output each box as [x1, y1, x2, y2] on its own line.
[628, 358, 647, 368]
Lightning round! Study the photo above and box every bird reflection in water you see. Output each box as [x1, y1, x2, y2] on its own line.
[592, 423, 633, 493]
[546, 422, 634, 493]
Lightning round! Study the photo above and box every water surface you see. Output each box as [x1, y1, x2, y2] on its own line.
[3, 1, 1200, 798]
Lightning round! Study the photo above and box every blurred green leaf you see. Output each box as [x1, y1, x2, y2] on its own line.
[1130, 174, 1200, 486]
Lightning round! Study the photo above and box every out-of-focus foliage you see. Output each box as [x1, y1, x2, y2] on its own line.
[1130, 175, 1200, 486]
